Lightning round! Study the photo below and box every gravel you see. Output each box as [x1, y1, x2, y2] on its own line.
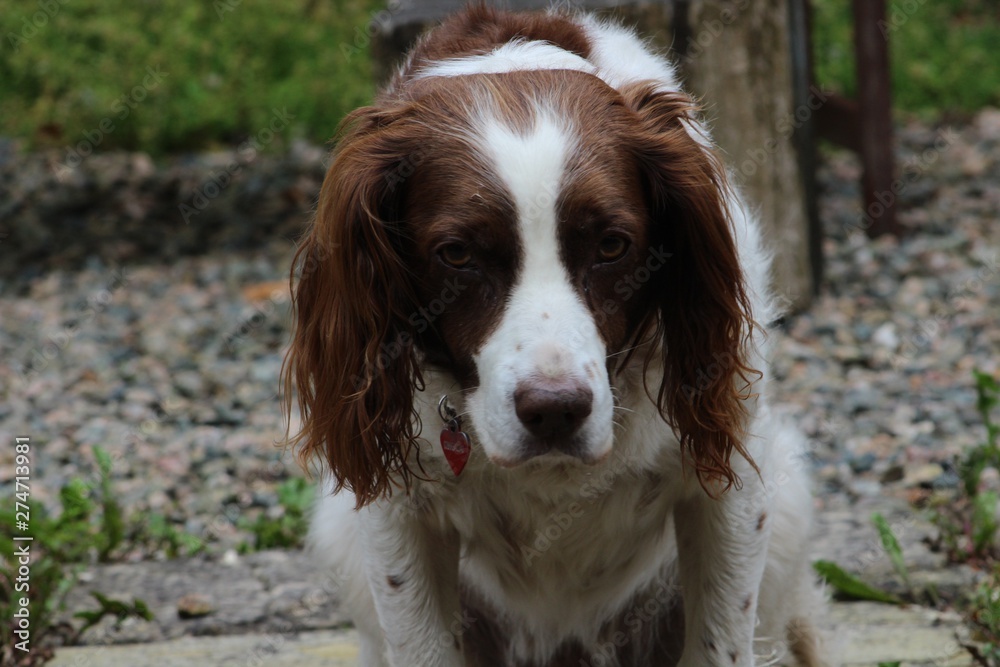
[1, 109, 999, 557]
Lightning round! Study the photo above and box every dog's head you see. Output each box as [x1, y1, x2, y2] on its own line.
[284, 70, 759, 506]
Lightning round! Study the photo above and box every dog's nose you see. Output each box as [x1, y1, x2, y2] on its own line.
[514, 379, 593, 441]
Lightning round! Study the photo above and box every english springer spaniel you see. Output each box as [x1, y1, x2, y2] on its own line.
[284, 6, 826, 666]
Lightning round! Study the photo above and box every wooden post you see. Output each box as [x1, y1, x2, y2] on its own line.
[788, 0, 823, 295]
[811, 0, 898, 238]
[852, 0, 899, 236]
[682, 0, 816, 309]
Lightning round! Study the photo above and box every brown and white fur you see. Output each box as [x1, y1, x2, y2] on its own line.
[284, 6, 827, 666]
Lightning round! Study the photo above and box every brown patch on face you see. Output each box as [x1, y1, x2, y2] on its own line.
[556, 121, 654, 366]
[403, 155, 519, 385]
[756, 511, 767, 531]
[347, 76, 531, 388]
[741, 594, 753, 613]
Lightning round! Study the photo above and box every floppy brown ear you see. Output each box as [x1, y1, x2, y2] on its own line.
[624, 83, 761, 495]
[282, 105, 425, 508]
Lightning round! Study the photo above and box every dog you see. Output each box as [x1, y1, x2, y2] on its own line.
[283, 6, 826, 666]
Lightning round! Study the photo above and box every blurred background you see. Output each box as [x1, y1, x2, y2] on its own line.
[1, 1, 1000, 665]
[0, 0, 997, 153]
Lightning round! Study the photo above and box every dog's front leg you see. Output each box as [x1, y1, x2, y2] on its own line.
[674, 483, 770, 667]
[359, 503, 464, 667]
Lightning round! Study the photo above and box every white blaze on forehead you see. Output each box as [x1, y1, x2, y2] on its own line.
[478, 112, 573, 284]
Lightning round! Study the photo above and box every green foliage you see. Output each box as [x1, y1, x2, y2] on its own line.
[73, 592, 154, 639]
[812, 559, 902, 604]
[0, 540, 74, 663]
[872, 512, 912, 592]
[238, 477, 313, 552]
[963, 370, 1000, 558]
[813, 513, 921, 605]
[0, 447, 127, 657]
[138, 513, 206, 559]
[0, 0, 377, 154]
[95, 448, 124, 562]
[933, 370, 1000, 562]
[811, 0, 1000, 115]
[962, 370, 1000, 495]
[926, 370, 1000, 663]
[4, 448, 125, 565]
[970, 566, 1000, 662]
[973, 492, 1000, 556]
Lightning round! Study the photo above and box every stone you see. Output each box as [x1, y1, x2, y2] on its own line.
[176, 593, 215, 619]
[903, 463, 946, 488]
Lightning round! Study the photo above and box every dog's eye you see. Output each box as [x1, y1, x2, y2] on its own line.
[439, 244, 473, 269]
[596, 235, 629, 263]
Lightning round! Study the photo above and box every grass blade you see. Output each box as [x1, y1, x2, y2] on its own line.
[872, 513, 911, 590]
[813, 560, 901, 604]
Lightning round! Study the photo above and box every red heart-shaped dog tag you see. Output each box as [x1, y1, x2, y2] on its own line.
[440, 427, 471, 476]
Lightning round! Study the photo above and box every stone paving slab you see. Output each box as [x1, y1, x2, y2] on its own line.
[47, 602, 976, 666]
[59, 550, 348, 645]
[46, 498, 984, 665]
[828, 602, 974, 666]
[48, 628, 361, 667]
